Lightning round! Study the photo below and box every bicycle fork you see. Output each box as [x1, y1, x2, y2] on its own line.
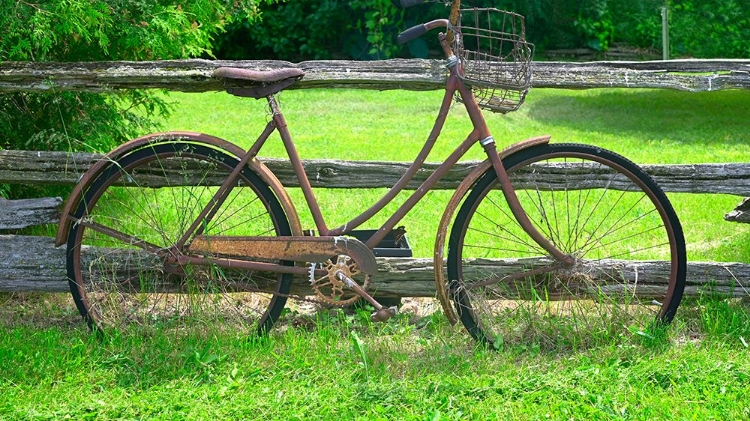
[481, 137, 575, 266]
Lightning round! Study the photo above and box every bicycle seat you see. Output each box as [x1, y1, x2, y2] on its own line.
[213, 67, 305, 99]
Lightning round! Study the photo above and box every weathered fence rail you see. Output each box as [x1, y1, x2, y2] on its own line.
[1, 234, 747, 298]
[2, 58, 750, 297]
[3, 150, 750, 194]
[2, 150, 750, 297]
[1, 59, 749, 93]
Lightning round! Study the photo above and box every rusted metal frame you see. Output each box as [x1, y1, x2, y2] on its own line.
[482, 140, 573, 265]
[352, 73, 483, 250]
[453, 69, 491, 140]
[176, 254, 311, 276]
[174, 121, 278, 249]
[327, 86, 456, 237]
[367, 127, 481, 250]
[431, 136, 551, 325]
[490, 155, 572, 262]
[247, 120, 277, 158]
[269, 96, 330, 234]
[452, 78, 573, 265]
[187, 235, 378, 276]
[330, 66, 485, 249]
[67, 215, 164, 254]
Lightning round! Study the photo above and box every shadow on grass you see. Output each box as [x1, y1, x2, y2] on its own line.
[526, 89, 750, 149]
[8, 292, 736, 393]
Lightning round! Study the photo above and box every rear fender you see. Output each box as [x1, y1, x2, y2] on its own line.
[55, 131, 302, 246]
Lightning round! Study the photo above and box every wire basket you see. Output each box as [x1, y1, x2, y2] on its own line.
[453, 8, 534, 113]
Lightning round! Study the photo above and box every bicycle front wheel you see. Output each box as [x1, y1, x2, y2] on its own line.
[66, 141, 293, 335]
[447, 143, 686, 348]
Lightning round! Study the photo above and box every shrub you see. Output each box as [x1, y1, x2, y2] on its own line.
[0, 0, 276, 199]
[213, 0, 750, 60]
[669, 0, 750, 58]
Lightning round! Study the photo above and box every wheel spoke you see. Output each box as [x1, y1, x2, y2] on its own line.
[447, 144, 685, 349]
[67, 143, 293, 335]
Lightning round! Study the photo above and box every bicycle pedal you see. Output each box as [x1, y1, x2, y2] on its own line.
[370, 306, 398, 323]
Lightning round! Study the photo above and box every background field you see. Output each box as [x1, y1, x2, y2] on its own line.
[2, 88, 750, 419]
[162, 87, 750, 262]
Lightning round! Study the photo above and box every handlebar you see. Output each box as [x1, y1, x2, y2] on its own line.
[396, 0, 461, 54]
[397, 19, 449, 44]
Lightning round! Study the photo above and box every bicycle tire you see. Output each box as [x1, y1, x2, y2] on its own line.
[66, 141, 293, 335]
[447, 143, 686, 348]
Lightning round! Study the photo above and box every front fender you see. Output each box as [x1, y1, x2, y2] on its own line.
[55, 131, 302, 246]
[433, 135, 551, 325]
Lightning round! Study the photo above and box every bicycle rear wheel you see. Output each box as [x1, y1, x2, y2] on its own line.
[66, 141, 292, 335]
[447, 143, 686, 348]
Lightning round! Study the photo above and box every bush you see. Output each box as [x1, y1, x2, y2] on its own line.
[669, 0, 750, 58]
[214, 0, 552, 60]
[0, 0, 275, 199]
[213, 0, 750, 61]
[214, 0, 407, 61]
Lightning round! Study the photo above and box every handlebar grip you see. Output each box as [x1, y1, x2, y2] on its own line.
[397, 24, 427, 44]
[399, 0, 426, 7]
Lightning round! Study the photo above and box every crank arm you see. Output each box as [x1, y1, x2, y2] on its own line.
[335, 270, 397, 322]
[188, 235, 378, 275]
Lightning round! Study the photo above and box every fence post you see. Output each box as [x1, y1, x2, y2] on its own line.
[661, 6, 670, 60]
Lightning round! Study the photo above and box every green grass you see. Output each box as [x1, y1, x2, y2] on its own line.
[4, 88, 750, 419]
[158, 88, 750, 261]
[1, 292, 749, 420]
[160, 88, 750, 163]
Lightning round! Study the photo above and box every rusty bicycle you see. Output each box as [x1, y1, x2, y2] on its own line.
[57, 0, 686, 346]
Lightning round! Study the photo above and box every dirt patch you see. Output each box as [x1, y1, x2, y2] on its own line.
[0, 292, 445, 331]
[0, 292, 82, 330]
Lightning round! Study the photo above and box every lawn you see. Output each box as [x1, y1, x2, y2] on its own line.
[1, 292, 749, 420]
[2, 87, 750, 420]
[160, 87, 750, 262]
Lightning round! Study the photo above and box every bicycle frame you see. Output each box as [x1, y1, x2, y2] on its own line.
[184, 51, 569, 285]
[273, 70, 484, 248]
[57, 0, 687, 339]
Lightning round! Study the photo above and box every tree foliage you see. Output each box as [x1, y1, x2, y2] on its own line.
[669, 0, 750, 58]
[0, 0, 275, 198]
[214, 0, 749, 61]
[214, 0, 407, 61]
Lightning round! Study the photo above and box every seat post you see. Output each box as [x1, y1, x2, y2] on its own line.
[267, 94, 282, 116]
[268, 92, 330, 234]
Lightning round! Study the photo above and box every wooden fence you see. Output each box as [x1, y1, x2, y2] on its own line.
[2, 59, 750, 298]
[1, 59, 749, 93]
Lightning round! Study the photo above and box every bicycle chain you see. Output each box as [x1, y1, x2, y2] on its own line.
[206, 267, 367, 309]
[180, 254, 371, 308]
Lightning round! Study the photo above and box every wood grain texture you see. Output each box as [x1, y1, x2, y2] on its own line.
[1, 59, 748, 93]
[3, 150, 750, 194]
[0, 197, 62, 229]
[725, 197, 750, 223]
[1, 235, 747, 297]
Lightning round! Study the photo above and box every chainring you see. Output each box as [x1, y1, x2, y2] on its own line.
[310, 255, 371, 307]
